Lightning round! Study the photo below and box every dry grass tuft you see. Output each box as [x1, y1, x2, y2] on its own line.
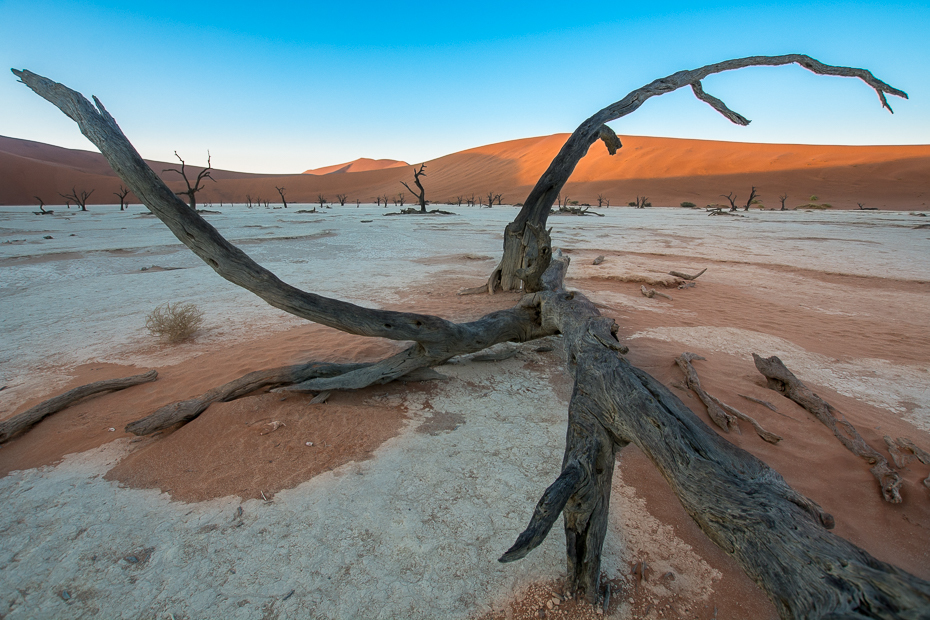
[145, 302, 204, 343]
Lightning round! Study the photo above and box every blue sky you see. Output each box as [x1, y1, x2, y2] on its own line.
[2, 1, 928, 173]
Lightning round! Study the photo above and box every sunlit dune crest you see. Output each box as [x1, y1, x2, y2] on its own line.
[2, 133, 928, 210]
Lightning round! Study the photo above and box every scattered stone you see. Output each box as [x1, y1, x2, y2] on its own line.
[60, 590, 71, 600]
[593, 255, 605, 265]
[43, 235, 53, 239]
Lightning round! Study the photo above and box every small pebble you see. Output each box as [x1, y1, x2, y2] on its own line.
[44, 235, 53, 239]
[125, 555, 139, 563]
[60, 590, 71, 600]
[108, 428, 116, 432]
[305, 442, 313, 447]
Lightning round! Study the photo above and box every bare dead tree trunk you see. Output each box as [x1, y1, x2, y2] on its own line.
[744, 186, 759, 211]
[15, 58, 926, 618]
[722, 191, 738, 211]
[397, 192, 405, 207]
[275, 186, 288, 208]
[163, 151, 214, 210]
[780, 193, 788, 210]
[401, 164, 427, 213]
[336, 193, 348, 206]
[483, 56, 906, 295]
[59, 186, 94, 211]
[114, 184, 130, 210]
[317, 194, 327, 209]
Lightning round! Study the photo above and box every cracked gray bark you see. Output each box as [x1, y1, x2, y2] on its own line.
[14, 58, 930, 618]
[0, 370, 157, 443]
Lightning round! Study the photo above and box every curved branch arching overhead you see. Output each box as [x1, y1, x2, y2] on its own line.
[13, 58, 928, 618]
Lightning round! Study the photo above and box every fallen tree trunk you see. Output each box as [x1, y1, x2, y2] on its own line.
[16, 59, 929, 618]
[0, 370, 157, 443]
[125, 362, 368, 435]
[752, 353, 903, 503]
[504, 265, 930, 615]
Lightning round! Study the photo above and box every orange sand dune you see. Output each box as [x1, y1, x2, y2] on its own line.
[302, 157, 408, 175]
[2, 134, 928, 210]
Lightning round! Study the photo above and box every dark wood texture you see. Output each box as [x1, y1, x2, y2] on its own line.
[0, 370, 157, 443]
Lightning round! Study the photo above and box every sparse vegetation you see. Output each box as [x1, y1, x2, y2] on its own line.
[145, 302, 204, 343]
[680, 201, 697, 208]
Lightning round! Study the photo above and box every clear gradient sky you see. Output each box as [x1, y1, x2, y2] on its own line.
[2, 1, 928, 173]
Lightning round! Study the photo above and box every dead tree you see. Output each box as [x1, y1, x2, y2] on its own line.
[780, 193, 789, 210]
[114, 184, 131, 210]
[381, 194, 390, 207]
[162, 151, 215, 210]
[245, 194, 253, 208]
[275, 186, 288, 208]
[744, 186, 759, 211]
[629, 195, 649, 208]
[721, 191, 739, 211]
[397, 192, 405, 207]
[317, 194, 327, 209]
[486, 191, 503, 207]
[400, 164, 428, 213]
[454, 195, 464, 207]
[336, 193, 348, 206]
[33, 196, 53, 215]
[467, 193, 475, 207]
[17, 57, 930, 618]
[59, 186, 94, 211]
[596, 194, 606, 208]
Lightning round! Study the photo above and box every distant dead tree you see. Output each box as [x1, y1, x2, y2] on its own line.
[743, 187, 760, 211]
[59, 186, 94, 211]
[381, 194, 390, 208]
[486, 191, 503, 207]
[467, 194, 475, 207]
[453, 195, 464, 207]
[33, 196, 53, 215]
[721, 192, 739, 211]
[629, 195, 649, 208]
[780, 193, 788, 210]
[162, 151, 215, 210]
[317, 194, 328, 209]
[397, 192, 406, 207]
[245, 194, 253, 208]
[401, 164, 428, 213]
[114, 185, 131, 210]
[597, 194, 606, 208]
[355, 198, 360, 207]
[336, 193, 348, 206]
[263, 198, 270, 208]
[275, 186, 288, 208]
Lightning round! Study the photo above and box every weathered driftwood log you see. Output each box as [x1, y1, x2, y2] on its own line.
[753, 353, 903, 503]
[0, 370, 157, 443]
[18, 62, 930, 618]
[669, 267, 706, 280]
[675, 352, 782, 443]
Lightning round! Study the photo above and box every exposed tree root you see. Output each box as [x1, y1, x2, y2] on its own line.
[753, 353, 903, 503]
[676, 353, 782, 443]
[1, 370, 157, 443]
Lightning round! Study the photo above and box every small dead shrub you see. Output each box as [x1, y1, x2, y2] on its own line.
[145, 302, 204, 343]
